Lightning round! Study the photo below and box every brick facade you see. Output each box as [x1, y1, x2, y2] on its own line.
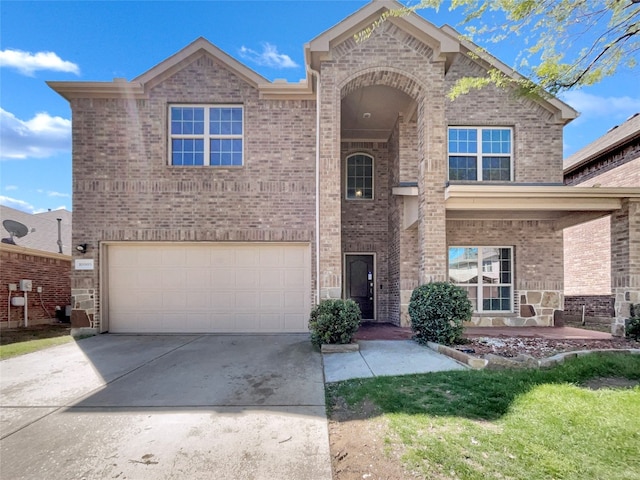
[0, 245, 71, 327]
[564, 116, 640, 334]
[54, 2, 638, 333]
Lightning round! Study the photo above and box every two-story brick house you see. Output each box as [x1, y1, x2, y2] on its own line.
[49, 0, 640, 335]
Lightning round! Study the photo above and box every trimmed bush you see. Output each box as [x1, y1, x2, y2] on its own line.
[309, 299, 362, 347]
[625, 303, 640, 341]
[408, 282, 472, 345]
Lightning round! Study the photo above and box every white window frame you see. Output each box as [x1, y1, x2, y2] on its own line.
[168, 104, 244, 167]
[345, 152, 375, 200]
[447, 127, 513, 182]
[448, 246, 514, 313]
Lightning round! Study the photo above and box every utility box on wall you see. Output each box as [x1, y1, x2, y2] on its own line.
[19, 279, 33, 292]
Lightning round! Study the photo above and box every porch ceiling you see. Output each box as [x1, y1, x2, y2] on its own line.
[341, 85, 415, 141]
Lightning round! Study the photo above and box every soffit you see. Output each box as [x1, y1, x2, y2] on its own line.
[444, 184, 640, 229]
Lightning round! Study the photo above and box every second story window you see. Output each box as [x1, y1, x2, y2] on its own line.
[448, 127, 512, 181]
[346, 153, 374, 200]
[170, 105, 243, 166]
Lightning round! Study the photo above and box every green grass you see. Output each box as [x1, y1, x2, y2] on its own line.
[0, 335, 76, 360]
[327, 353, 640, 480]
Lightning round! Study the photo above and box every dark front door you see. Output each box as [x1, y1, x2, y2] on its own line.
[345, 255, 374, 320]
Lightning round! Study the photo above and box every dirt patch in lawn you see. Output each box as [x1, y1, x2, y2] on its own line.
[329, 398, 416, 480]
[0, 324, 71, 345]
[582, 377, 640, 390]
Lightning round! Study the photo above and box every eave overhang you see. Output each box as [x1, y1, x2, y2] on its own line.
[445, 184, 640, 230]
[48, 37, 315, 102]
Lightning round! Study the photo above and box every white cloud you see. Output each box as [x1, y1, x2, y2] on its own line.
[0, 49, 80, 76]
[561, 91, 640, 123]
[4, 185, 18, 191]
[239, 43, 298, 69]
[47, 191, 70, 198]
[0, 195, 37, 214]
[0, 108, 71, 160]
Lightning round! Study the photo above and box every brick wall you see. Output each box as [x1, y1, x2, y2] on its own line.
[445, 54, 565, 183]
[564, 295, 614, 318]
[564, 158, 640, 296]
[341, 141, 390, 320]
[70, 53, 317, 328]
[0, 245, 71, 327]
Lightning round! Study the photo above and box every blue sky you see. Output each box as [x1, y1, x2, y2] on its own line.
[1, 0, 639, 215]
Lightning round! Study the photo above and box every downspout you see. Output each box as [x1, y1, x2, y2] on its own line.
[56, 218, 63, 254]
[307, 66, 321, 304]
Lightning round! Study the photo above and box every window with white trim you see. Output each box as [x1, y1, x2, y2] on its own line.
[170, 105, 243, 166]
[448, 246, 513, 312]
[345, 153, 374, 199]
[448, 127, 512, 181]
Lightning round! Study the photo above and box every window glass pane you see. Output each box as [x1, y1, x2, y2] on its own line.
[449, 156, 477, 181]
[448, 128, 477, 154]
[448, 247, 478, 283]
[346, 154, 373, 199]
[482, 128, 511, 154]
[170, 107, 204, 135]
[482, 157, 510, 181]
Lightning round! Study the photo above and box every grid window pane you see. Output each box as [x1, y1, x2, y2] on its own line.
[449, 127, 512, 181]
[346, 154, 373, 199]
[482, 156, 511, 180]
[449, 156, 478, 181]
[171, 139, 204, 166]
[449, 128, 477, 154]
[450, 246, 513, 312]
[170, 107, 205, 136]
[170, 105, 243, 167]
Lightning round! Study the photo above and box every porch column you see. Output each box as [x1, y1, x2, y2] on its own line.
[318, 70, 342, 300]
[611, 198, 640, 336]
[417, 94, 447, 284]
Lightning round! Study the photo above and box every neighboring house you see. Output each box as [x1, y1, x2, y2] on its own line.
[0, 206, 72, 327]
[564, 113, 640, 334]
[48, 0, 639, 335]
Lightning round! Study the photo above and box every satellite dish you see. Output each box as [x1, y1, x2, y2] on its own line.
[3, 219, 29, 244]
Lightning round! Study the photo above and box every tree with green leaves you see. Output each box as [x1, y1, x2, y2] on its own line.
[359, 0, 639, 97]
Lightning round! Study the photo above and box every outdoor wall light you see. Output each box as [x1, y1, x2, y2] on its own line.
[75, 244, 88, 253]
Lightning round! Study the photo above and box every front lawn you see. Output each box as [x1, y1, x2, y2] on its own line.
[327, 353, 640, 479]
[0, 325, 75, 360]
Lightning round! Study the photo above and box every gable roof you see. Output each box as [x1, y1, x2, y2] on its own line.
[48, 37, 314, 101]
[48, 0, 576, 120]
[564, 113, 640, 174]
[306, 0, 459, 66]
[305, 0, 576, 124]
[0, 206, 72, 255]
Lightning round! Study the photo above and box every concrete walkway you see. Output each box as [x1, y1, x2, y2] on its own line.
[323, 340, 466, 383]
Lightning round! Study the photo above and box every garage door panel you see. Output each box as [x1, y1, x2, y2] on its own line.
[259, 269, 283, 288]
[235, 269, 259, 288]
[108, 243, 310, 333]
[212, 268, 236, 288]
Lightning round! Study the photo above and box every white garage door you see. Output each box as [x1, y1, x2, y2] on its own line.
[106, 243, 311, 333]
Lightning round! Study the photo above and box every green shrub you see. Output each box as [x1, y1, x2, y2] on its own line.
[309, 299, 362, 347]
[408, 282, 472, 346]
[625, 303, 640, 341]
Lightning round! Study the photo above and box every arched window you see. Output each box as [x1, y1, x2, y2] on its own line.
[345, 153, 374, 200]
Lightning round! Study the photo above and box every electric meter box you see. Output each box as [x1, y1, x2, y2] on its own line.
[19, 279, 33, 292]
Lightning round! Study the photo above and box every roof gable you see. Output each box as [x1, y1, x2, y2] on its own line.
[133, 37, 269, 91]
[306, 0, 459, 68]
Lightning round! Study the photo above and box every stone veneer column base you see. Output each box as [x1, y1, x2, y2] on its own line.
[319, 287, 342, 301]
[466, 290, 563, 327]
[71, 288, 96, 329]
[613, 287, 639, 337]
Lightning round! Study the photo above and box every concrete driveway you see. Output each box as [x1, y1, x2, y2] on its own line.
[0, 334, 330, 480]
